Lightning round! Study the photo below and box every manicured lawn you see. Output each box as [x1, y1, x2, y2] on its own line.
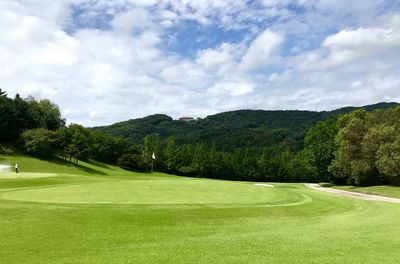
[1, 154, 400, 263]
[333, 185, 400, 199]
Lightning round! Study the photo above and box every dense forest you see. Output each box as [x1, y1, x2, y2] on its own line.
[1, 88, 399, 186]
[0, 89, 136, 165]
[94, 103, 398, 152]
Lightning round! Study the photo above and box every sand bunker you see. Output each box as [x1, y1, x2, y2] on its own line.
[255, 183, 274, 187]
[0, 165, 11, 172]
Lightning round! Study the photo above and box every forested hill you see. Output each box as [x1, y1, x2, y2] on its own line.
[93, 102, 399, 151]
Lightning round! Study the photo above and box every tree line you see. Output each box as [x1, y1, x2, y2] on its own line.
[120, 107, 400, 186]
[118, 135, 316, 183]
[0, 89, 65, 142]
[0, 89, 136, 164]
[1, 89, 399, 186]
[94, 103, 399, 151]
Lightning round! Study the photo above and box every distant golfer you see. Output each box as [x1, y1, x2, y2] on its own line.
[15, 163, 19, 174]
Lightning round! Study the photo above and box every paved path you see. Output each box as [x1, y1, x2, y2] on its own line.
[305, 183, 400, 204]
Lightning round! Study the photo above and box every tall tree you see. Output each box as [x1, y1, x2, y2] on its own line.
[189, 144, 208, 177]
[165, 137, 177, 172]
[0, 89, 6, 97]
[153, 137, 164, 170]
[240, 147, 259, 181]
[258, 148, 273, 181]
[304, 117, 338, 182]
[141, 135, 153, 170]
[376, 136, 400, 184]
[0, 92, 17, 142]
[208, 144, 224, 179]
[38, 99, 66, 130]
[176, 144, 194, 168]
[59, 124, 91, 164]
[329, 110, 368, 184]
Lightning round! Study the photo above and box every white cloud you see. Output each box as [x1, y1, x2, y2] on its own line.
[323, 27, 400, 64]
[315, 0, 385, 12]
[290, 15, 400, 71]
[196, 43, 240, 75]
[260, 0, 295, 7]
[111, 8, 151, 32]
[208, 81, 255, 97]
[160, 61, 212, 89]
[239, 30, 284, 71]
[0, 0, 399, 126]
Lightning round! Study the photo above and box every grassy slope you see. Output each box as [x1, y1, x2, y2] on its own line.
[333, 185, 400, 199]
[0, 154, 400, 263]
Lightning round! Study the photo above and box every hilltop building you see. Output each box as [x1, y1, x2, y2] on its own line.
[179, 117, 195, 121]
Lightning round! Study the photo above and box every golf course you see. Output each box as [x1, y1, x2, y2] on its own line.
[0, 155, 399, 263]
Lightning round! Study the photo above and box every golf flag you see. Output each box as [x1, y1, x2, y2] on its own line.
[152, 152, 156, 160]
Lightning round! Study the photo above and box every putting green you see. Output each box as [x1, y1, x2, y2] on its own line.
[3, 179, 304, 205]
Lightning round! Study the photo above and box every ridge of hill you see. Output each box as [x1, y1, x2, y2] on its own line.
[93, 102, 399, 151]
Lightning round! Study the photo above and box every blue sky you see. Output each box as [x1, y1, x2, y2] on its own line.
[0, 0, 399, 126]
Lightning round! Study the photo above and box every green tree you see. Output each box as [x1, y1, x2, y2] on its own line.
[231, 148, 244, 180]
[153, 137, 164, 170]
[273, 148, 295, 182]
[0, 92, 17, 142]
[59, 124, 91, 165]
[141, 135, 153, 171]
[258, 148, 273, 181]
[329, 110, 368, 185]
[189, 144, 208, 177]
[290, 150, 317, 182]
[38, 99, 65, 130]
[329, 109, 398, 185]
[0, 89, 6, 97]
[165, 137, 177, 172]
[240, 147, 259, 181]
[90, 131, 136, 164]
[118, 153, 146, 171]
[208, 144, 224, 179]
[304, 117, 338, 181]
[376, 137, 400, 184]
[20, 128, 59, 156]
[14, 94, 38, 134]
[176, 144, 195, 175]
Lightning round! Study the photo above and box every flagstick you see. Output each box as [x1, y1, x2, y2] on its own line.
[151, 152, 156, 173]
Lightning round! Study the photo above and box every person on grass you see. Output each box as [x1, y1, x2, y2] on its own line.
[15, 163, 19, 174]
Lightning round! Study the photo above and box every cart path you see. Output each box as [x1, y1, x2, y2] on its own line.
[305, 183, 400, 204]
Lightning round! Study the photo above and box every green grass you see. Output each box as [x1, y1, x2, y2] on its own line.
[1, 154, 400, 263]
[333, 185, 400, 199]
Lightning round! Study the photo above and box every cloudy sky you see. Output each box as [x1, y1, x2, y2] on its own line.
[1, 0, 399, 126]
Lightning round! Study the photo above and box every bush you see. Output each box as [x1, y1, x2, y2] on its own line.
[118, 154, 147, 172]
[319, 182, 335, 187]
[0, 145, 13, 154]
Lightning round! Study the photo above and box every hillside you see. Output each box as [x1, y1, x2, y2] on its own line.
[93, 102, 399, 151]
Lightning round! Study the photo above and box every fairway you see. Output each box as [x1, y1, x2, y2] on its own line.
[0, 155, 400, 264]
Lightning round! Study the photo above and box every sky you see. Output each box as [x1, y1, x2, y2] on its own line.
[0, 0, 399, 126]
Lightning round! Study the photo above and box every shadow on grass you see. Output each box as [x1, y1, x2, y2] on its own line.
[76, 163, 108, 175]
[37, 156, 108, 176]
[85, 160, 115, 170]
